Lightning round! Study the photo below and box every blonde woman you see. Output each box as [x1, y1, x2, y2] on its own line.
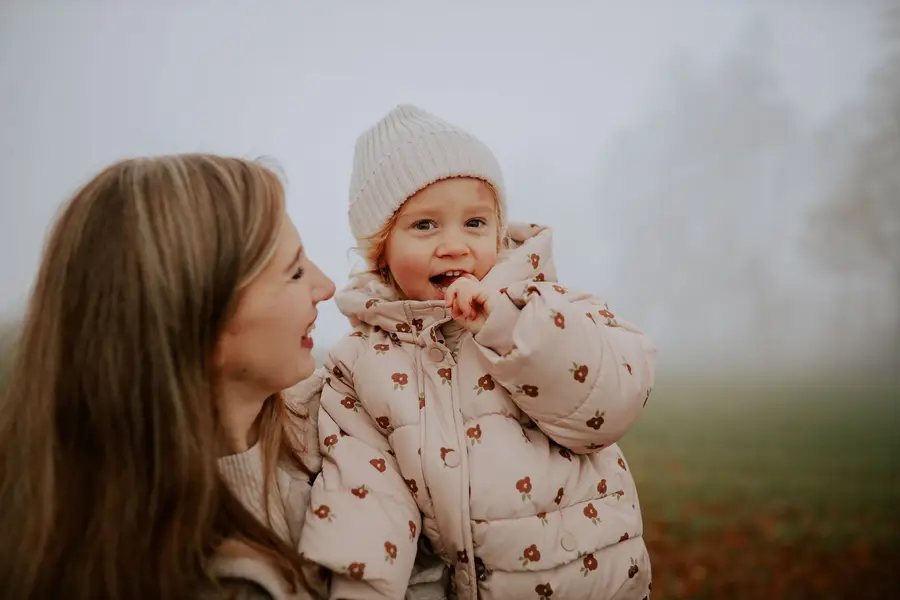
[0, 154, 335, 600]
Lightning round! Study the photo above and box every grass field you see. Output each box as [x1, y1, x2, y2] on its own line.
[1, 345, 896, 598]
[619, 378, 900, 599]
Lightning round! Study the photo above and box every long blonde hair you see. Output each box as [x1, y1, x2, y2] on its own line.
[0, 154, 320, 599]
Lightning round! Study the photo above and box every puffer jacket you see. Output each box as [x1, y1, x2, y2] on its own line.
[299, 223, 657, 600]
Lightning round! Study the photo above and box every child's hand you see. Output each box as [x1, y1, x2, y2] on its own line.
[445, 275, 492, 334]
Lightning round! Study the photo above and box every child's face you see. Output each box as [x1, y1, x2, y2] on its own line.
[383, 177, 500, 302]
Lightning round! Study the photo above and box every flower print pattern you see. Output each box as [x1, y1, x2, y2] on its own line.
[516, 476, 532, 501]
[301, 223, 654, 596]
[474, 374, 495, 394]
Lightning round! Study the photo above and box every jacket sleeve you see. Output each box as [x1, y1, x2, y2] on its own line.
[298, 336, 421, 600]
[473, 280, 657, 453]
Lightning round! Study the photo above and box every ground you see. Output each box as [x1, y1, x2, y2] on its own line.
[619, 378, 900, 599]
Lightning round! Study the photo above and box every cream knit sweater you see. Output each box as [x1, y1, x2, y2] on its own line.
[213, 370, 325, 600]
[214, 369, 448, 600]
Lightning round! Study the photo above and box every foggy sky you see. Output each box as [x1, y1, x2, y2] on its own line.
[0, 0, 891, 375]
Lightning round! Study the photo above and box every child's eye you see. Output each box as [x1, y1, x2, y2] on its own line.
[412, 220, 436, 231]
[466, 218, 487, 228]
[292, 267, 304, 280]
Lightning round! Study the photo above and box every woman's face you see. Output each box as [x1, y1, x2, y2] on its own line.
[215, 216, 335, 402]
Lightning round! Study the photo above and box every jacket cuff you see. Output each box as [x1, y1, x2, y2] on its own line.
[474, 292, 520, 357]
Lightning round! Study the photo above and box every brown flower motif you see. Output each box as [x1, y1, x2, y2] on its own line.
[409, 520, 417, 540]
[365, 298, 379, 309]
[586, 312, 596, 323]
[395, 322, 412, 333]
[370, 458, 386, 473]
[523, 384, 538, 397]
[411, 318, 423, 332]
[332, 365, 344, 379]
[558, 448, 572, 461]
[466, 424, 482, 445]
[374, 343, 390, 354]
[516, 476, 532, 500]
[552, 284, 566, 294]
[529, 253, 540, 269]
[570, 363, 588, 383]
[554, 487, 564, 505]
[323, 434, 338, 451]
[347, 562, 365, 580]
[341, 396, 359, 411]
[581, 553, 598, 575]
[584, 502, 600, 525]
[418, 393, 425, 409]
[586, 410, 605, 430]
[375, 416, 392, 432]
[384, 541, 397, 563]
[521, 544, 541, 566]
[405, 478, 418, 496]
[618, 456, 627, 471]
[623, 362, 632, 375]
[438, 367, 452, 384]
[535, 583, 553, 598]
[474, 374, 495, 394]
[620, 532, 630, 542]
[391, 372, 408, 390]
[313, 505, 331, 520]
[552, 311, 565, 329]
[628, 558, 639, 578]
[597, 479, 607, 495]
[351, 485, 368, 499]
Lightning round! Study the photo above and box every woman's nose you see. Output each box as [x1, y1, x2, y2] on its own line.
[310, 263, 336, 303]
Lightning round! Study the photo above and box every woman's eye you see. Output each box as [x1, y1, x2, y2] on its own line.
[467, 218, 487, 227]
[292, 267, 304, 280]
[413, 220, 435, 231]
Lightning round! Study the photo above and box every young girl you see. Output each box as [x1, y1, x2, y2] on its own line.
[299, 105, 657, 600]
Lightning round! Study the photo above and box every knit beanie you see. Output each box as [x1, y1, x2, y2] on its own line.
[348, 104, 507, 244]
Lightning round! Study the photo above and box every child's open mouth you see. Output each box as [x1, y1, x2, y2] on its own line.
[429, 270, 468, 293]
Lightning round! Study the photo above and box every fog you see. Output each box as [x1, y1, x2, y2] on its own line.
[1, 0, 896, 380]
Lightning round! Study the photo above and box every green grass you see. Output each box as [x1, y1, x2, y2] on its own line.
[619, 379, 900, 598]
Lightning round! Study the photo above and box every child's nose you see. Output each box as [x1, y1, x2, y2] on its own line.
[436, 230, 471, 257]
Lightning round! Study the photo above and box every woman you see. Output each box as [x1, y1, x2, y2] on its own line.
[0, 154, 335, 599]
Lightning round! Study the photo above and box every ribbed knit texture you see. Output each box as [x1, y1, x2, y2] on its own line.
[348, 104, 507, 243]
[218, 444, 296, 545]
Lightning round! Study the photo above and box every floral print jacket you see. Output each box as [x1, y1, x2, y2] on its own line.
[299, 223, 657, 600]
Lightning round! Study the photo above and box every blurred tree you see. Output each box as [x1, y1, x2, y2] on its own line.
[805, 5, 900, 377]
[596, 17, 807, 376]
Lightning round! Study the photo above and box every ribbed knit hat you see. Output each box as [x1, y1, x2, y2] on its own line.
[348, 104, 506, 243]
